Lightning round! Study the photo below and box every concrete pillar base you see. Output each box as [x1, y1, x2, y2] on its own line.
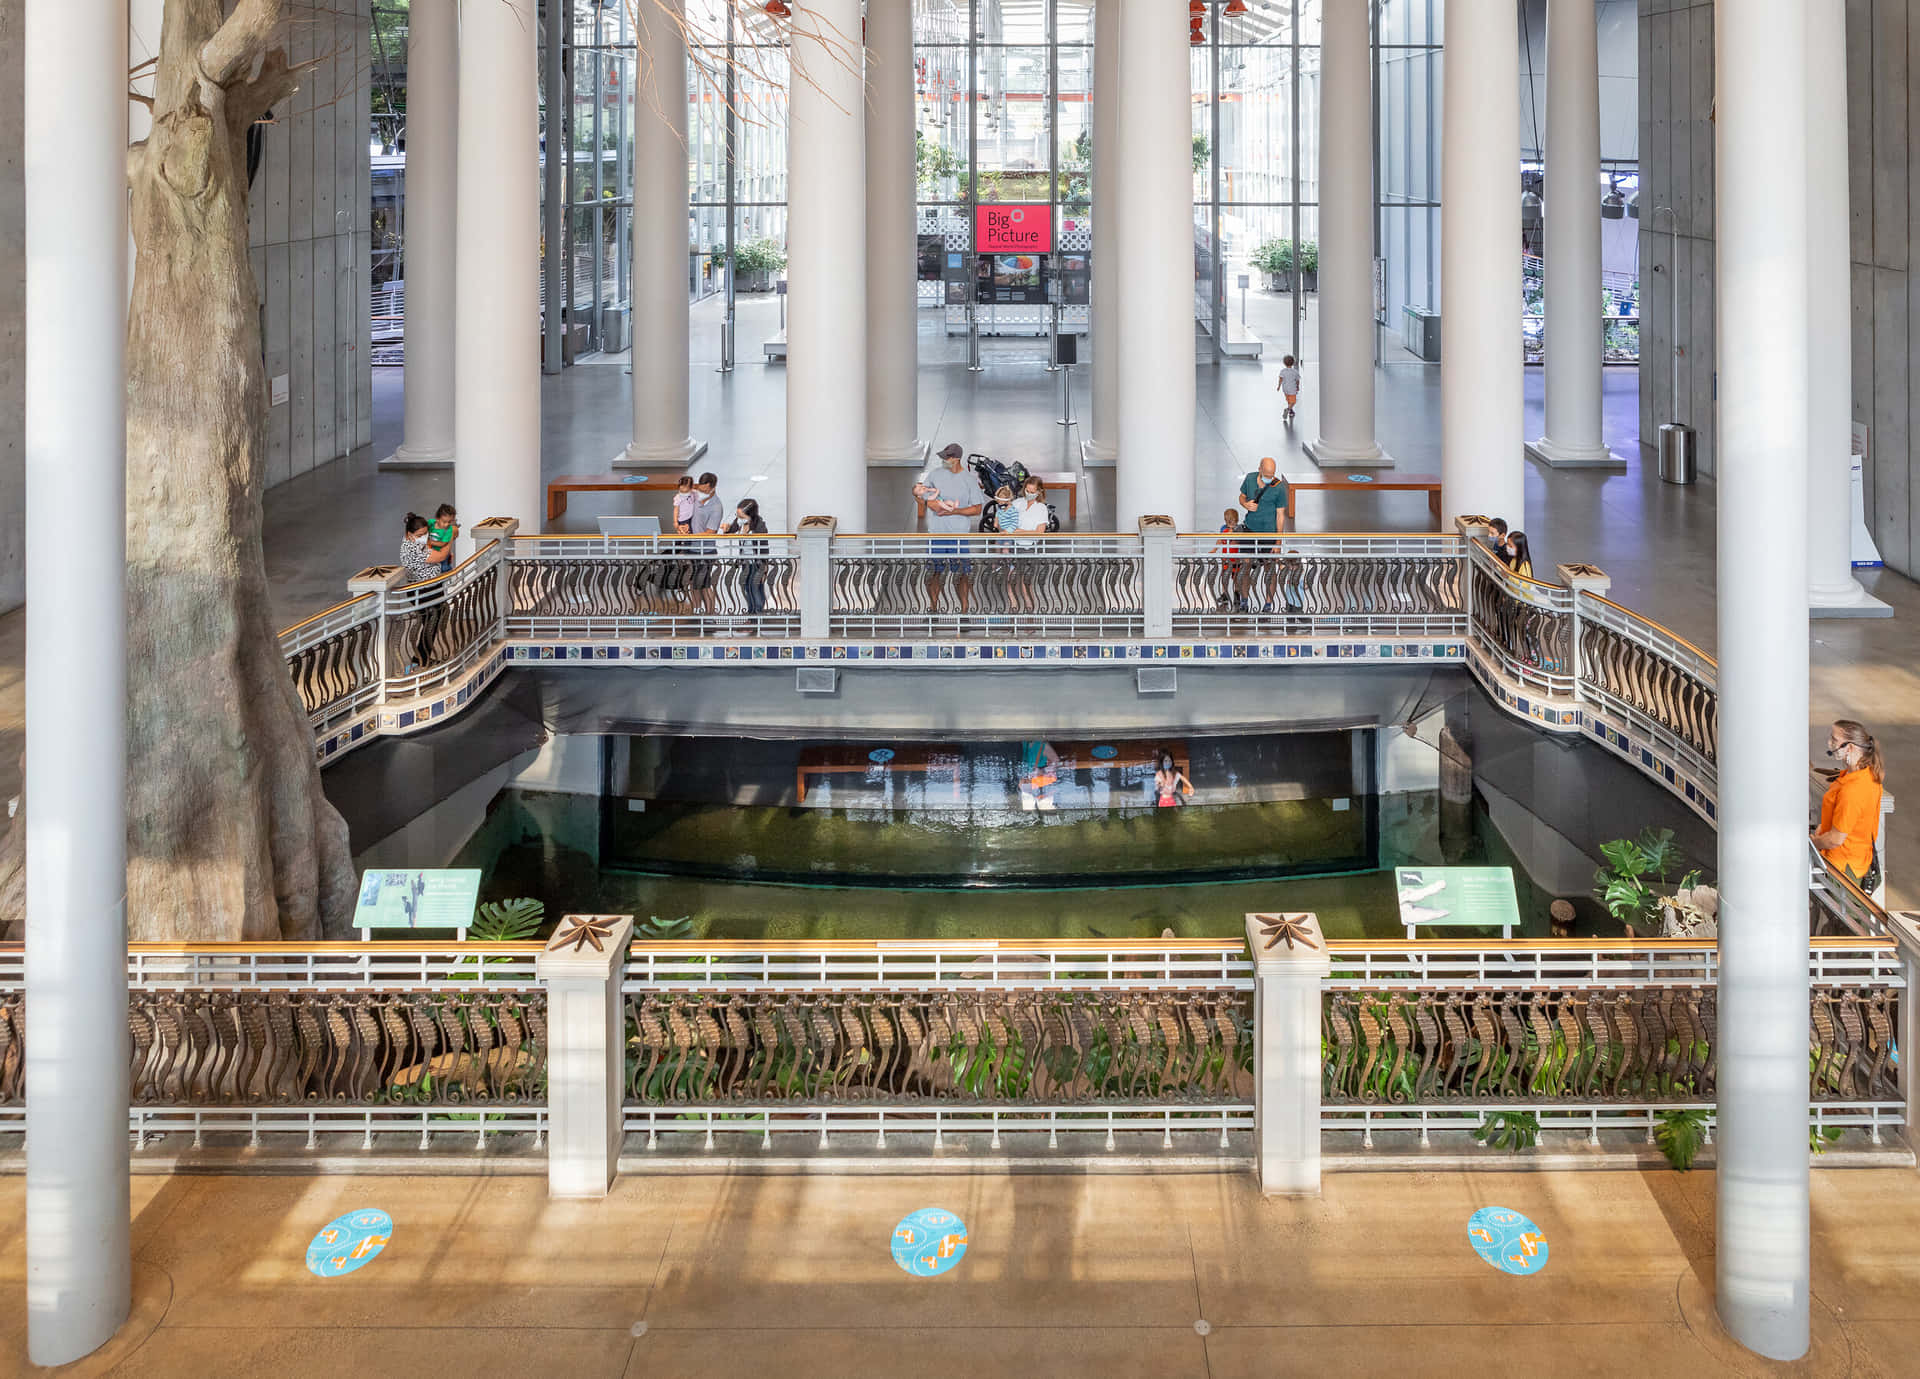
[1809, 581, 1894, 619]
[379, 445, 456, 471]
[865, 440, 930, 468]
[615, 438, 708, 471]
[1304, 439, 1393, 469]
[1525, 437, 1627, 470]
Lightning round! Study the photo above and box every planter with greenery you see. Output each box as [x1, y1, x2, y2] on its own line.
[1251, 237, 1294, 292]
[733, 238, 787, 293]
[1297, 239, 1319, 293]
[1592, 827, 1717, 938]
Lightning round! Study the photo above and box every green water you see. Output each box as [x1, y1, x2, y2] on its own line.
[453, 787, 1585, 941]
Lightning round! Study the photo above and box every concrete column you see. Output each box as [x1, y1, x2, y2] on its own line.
[1114, 0, 1196, 529]
[1715, 0, 1812, 1360]
[1086, 0, 1120, 466]
[786, 0, 868, 530]
[455, 0, 542, 529]
[388, 0, 458, 468]
[622, 0, 705, 469]
[1306, 0, 1388, 468]
[1244, 912, 1332, 1195]
[865, 0, 921, 465]
[1804, 0, 1887, 617]
[536, 916, 635, 1197]
[1439, 0, 1523, 526]
[25, 0, 130, 1362]
[1526, 0, 1619, 470]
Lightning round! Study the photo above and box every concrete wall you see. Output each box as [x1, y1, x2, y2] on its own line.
[247, 2, 374, 487]
[0, 0, 22, 614]
[1636, 0, 1718, 477]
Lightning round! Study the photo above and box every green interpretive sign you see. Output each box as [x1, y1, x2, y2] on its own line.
[1394, 866, 1521, 937]
[351, 869, 483, 930]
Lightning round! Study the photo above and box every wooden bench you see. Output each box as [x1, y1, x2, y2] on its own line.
[546, 473, 685, 523]
[1283, 470, 1442, 526]
[915, 468, 1082, 524]
[796, 739, 1187, 803]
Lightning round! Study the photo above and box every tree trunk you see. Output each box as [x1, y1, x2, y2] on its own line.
[1, 1, 356, 940]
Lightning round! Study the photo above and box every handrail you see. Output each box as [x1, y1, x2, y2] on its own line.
[277, 590, 376, 643]
[1582, 591, 1717, 670]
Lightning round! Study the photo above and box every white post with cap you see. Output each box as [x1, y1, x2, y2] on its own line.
[1245, 911, 1332, 1196]
[536, 915, 635, 1198]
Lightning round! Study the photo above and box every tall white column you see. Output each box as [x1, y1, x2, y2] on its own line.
[1439, 0, 1523, 526]
[623, 0, 704, 469]
[866, 0, 920, 464]
[1087, 0, 1120, 466]
[786, 0, 868, 529]
[1114, 0, 1196, 529]
[1805, 0, 1887, 615]
[1715, 0, 1812, 1361]
[1307, 0, 1388, 468]
[25, 0, 130, 1363]
[455, 0, 542, 528]
[388, 0, 458, 468]
[1526, 0, 1617, 469]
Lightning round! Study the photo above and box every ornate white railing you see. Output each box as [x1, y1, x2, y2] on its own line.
[381, 542, 504, 701]
[507, 533, 802, 639]
[829, 532, 1145, 639]
[1170, 532, 1465, 638]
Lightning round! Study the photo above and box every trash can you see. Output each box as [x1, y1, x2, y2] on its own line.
[1658, 423, 1697, 485]
[1402, 306, 1442, 362]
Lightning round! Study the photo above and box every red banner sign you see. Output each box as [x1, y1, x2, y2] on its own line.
[974, 204, 1053, 254]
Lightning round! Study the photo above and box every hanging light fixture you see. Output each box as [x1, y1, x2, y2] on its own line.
[1520, 189, 1544, 228]
[1627, 190, 1641, 220]
[1600, 183, 1626, 220]
[763, 0, 789, 15]
[1224, 0, 1249, 12]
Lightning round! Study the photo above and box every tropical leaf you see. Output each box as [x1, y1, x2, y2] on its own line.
[1655, 1109, 1709, 1171]
[470, 897, 545, 942]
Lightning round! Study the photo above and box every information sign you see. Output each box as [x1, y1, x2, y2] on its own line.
[352, 869, 483, 929]
[975, 204, 1053, 254]
[1394, 866, 1520, 936]
[976, 253, 1048, 305]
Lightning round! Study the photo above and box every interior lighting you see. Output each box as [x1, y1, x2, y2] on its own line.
[1190, 1, 1206, 10]
[1192, 25, 1206, 42]
[1520, 189, 1543, 228]
[764, 0, 790, 15]
[1600, 187, 1626, 220]
[1224, 0, 1249, 12]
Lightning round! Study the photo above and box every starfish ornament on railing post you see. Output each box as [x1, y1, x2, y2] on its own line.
[1252, 912, 1320, 953]
[548, 915, 618, 954]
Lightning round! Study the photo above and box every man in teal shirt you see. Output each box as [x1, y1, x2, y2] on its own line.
[1238, 456, 1288, 533]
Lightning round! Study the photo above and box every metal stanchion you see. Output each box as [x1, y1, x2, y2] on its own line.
[967, 304, 983, 372]
[1045, 302, 1062, 371]
[1057, 361, 1077, 427]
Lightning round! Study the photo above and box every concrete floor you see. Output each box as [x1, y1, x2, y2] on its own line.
[3, 1167, 1915, 1376]
[2, 296, 1918, 903]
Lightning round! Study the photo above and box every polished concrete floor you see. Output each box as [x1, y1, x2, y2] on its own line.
[2, 297, 1918, 903]
[3, 1167, 1915, 1377]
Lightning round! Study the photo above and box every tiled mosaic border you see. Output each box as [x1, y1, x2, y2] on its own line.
[501, 639, 1471, 665]
[1464, 646, 1582, 732]
[310, 650, 509, 767]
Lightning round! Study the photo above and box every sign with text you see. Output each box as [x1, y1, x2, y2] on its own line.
[352, 869, 482, 929]
[1394, 866, 1520, 933]
[975, 204, 1052, 254]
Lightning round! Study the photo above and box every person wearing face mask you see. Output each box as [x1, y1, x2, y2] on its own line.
[1812, 719, 1887, 891]
[399, 512, 448, 584]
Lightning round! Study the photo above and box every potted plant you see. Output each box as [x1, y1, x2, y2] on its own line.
[1297, 239, 1319, 293]
[1251, 237, 1294, 293]
[733, 237, 786, 293]
[1592, 827, 1717, 937]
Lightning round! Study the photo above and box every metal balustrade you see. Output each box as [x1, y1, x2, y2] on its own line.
[829, 532, 1145, 638]
[279, 593, 382, 733]
[1465, 538, 1576, 698]
[507, 534, 801, 638]
[382, 543, 504, 701]
[1577, 592, 1719, 769]
[1171, 533, 1464, 637]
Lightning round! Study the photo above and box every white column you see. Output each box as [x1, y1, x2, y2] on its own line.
[455, 0, 542, 528]
[786, 0, 868, 529]
[1244, 913, 1332, 1196]
[1526, 0, 1617, 469]
[536, 916, 634, 1198]
[1805, 0, 1887, 615]
[1307, 0, 1388, 468]
[1715, 0, 1812, 1361]
[623, 0, 704, 469]
[26, 0, 130, 1363]
[1439, 0, 1523, 526]
[388, 0, 458, 468]
[866, 0, 921, 465]
[1114, 0, 1196, 529]
[1086, 0, 1120, 466]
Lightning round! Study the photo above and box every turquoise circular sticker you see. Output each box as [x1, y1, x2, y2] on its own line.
[306, 1208, 393, 1278]
[1467, 1206, 1548, 1275]
[1346, 473, 1376, 483]
[1091, 745, 1118, 760]
[891, 1208, 968, 1277]
[869, 748, 895, 763]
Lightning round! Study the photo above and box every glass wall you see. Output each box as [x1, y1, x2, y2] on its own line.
[1378, 0, 1443, 339]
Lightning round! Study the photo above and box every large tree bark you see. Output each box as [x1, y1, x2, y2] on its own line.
[1, 0, 355, 940]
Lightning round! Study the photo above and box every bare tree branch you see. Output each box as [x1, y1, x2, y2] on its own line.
[201, 0, 286, 88]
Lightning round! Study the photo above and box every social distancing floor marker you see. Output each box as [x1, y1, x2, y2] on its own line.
[891, 1208, 968, 1277]
[306, 1208, 393, 1278]
[1467, 1206, 1549, 1276]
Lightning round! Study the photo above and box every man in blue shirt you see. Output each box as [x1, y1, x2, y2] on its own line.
[1238, 456, 1288, 533]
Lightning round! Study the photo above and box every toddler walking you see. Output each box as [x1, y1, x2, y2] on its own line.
[1276, 355, 1301, 422]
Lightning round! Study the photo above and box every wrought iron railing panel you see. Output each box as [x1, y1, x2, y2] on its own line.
[507, 535, 802, 638]
[828, 534, 1144, 638]
[1170, 534, 1465, 637]
[1466, 540, 1575, 697]
[279, 594, 382, 732]
[0, 991, 19, 1106]
[384, 543, 503, 700]
[122, 989, 546, 1108]
[1577, 592, 1719, 768]
[624, 989, 1252, 1107]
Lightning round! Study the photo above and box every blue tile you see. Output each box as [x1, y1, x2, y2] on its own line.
[397, 710, 415, 728]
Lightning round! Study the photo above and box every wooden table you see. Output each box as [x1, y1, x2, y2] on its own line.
[915, 469, 1081, 524]
[796, 739, 1187, 803]
[546, 473, 684, 523]
[1283, 471, 1442, 526]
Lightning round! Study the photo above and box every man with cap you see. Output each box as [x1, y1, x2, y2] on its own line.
[913, 443, 987, 614]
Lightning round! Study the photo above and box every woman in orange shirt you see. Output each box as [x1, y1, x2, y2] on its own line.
[1812, 719, 1886, 887]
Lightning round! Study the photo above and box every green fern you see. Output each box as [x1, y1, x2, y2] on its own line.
[1655, 1109, 1710, 1170]
[1472, 1110, 1540, 1152]
[639, 914, 693, 941]
[469, 897, 545, 941]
